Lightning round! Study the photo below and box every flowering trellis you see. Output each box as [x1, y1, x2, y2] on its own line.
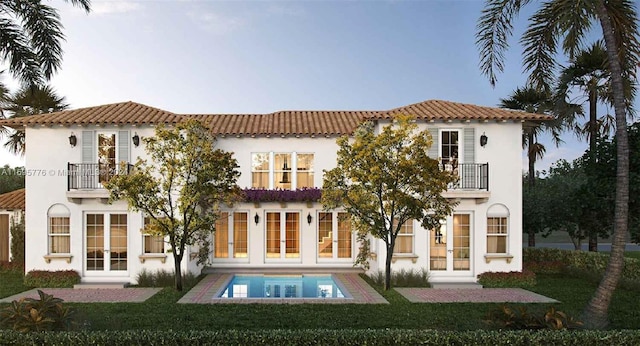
[242, 188, 322, 203]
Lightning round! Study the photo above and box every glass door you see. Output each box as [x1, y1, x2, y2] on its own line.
[317, 212, 353, 261]
[265, 212, 300, 260]
[97, 132, 117, 186]
[429, 213, 471, 273]
[213, 212, 248, 261]
[86, 213, 128, 274]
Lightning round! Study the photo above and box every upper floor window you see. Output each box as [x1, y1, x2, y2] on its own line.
[251, 152, 314, 189]
[440, 130, 459, 166]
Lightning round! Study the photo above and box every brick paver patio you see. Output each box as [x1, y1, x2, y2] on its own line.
[0, 287, 162, 303]
[395, 287, 558, 303]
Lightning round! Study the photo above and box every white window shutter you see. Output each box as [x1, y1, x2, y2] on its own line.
[118, 130, 129, 163]
[427, 128, 439, 159]
[82, 131, 94, 163]
[463, 128, 475, 164]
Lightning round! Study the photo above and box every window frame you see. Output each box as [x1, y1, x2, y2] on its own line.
[142, 216, 165, 254]
[251, 152, 315, 190]
[48, 216, 70, 254]
[393, 219, 414, 255]
[486, 216, 508, 254]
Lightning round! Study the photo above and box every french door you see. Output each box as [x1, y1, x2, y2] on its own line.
[213, 212, 249, 261]
[265, 211, 300, 261]
[85, 213, 128, 274]
[429, 213, 472, 274]
[317, 212, 353, 262]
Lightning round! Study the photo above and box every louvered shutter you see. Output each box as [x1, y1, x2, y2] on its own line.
[463, 128, 476, 188]
[118, 130, 129, 164]
[427, 128, 439, 159]
[82, 131, 94, 163]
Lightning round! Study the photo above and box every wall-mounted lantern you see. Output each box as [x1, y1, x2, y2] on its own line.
[307, 212, 312, 225]
[132, 133, 140, 147]
[254, 213, 260, 225]
[480, 133, 488, 147]
[68, 133, 77, 147]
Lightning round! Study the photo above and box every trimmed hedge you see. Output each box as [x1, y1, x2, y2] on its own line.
[477, 270, 536, 288]
[0, 329, 639, 345]
[24, 270, 80, 288]
[0, 261, 23, 274]
[523, 248, 640, 282]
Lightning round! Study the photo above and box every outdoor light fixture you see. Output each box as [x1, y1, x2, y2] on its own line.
[480, 133, 488, 147]
[68, 133, 77, 147]
[254, 213, 260, 225]
[132, 133, 140, 147]
[280, 161, 291, 184]
[307, 212, 312, 225]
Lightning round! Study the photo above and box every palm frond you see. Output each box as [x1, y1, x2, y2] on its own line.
[476, 0, 532, 87]
[0, 18, 43, 85]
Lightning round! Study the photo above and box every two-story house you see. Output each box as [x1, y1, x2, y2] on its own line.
[0, 99, 548, 284]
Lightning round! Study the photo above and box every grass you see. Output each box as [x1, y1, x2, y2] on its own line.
[0, 271, 30, 298]
[2, 270, 640, 331]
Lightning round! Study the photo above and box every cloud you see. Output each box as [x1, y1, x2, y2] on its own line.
[92, 1, 143, 16]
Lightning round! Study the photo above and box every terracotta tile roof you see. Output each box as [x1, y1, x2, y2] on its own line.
[190, 110, 376, 136]
[0, 188, 25, 210]
[0, 99, 551, 136]
[372, 99, 553, 121]
[0, 101, 184, 127]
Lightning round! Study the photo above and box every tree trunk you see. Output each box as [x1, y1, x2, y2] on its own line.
[583, 3, 630, 329]
[588, 87, 599, 252]
[173, 253, 184, 291]
[384, 243, 393, 291]
[527, 130, 536, 247]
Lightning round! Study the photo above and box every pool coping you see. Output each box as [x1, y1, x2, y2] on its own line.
[177, 273, 389, 304]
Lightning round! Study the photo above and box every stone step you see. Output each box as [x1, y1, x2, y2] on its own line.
[73, 282, 129, 289]
[430, 282, 483, 289]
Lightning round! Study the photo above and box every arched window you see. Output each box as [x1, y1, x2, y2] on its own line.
[486, 204, 509, 254]
[47, 204, 70, 254]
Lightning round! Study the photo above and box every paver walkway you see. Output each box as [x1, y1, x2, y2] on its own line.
[178, 273, 388, 304]
[0, 287, 161, 303]
[395, 287, 557, 303]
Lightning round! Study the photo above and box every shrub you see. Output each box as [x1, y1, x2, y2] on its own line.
[523, 248, 640, 284]
[368, 268, 430, 287]
[0, 290, 76, 332]
[484, 305, 582, 330]
[136, 269, 199, 288]
[477, 270, 536, 288]
[0, 261, 24, 274]
[2, 329, 640, 345]
[523, 260, 565, 274]
[9, 215, 24, 264]
[243, 188, 322, 203]
[24, 270, 80, 288]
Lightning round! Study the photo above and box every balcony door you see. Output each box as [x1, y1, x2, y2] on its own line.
[97, 132, 117, 185]
[85, 213, 129, 275]
[429, 213, 472, 275]
[317, 212, 353, 262]
[265, 212, 300, 261]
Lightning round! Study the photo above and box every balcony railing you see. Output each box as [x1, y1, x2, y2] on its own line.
[441, 162, 489, 191]
[67, 163, 133, 191]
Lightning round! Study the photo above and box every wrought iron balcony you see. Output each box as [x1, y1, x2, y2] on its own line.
[440, 162, 489, 191]
[67, 163, 133, 191]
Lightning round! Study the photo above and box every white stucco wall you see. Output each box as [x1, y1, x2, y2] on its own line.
[23, 119, 523, 284]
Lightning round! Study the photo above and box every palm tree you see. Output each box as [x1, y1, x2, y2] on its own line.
[499, 87, 564, 247]
[0, 1, 91, 85]
[477, 0, 640, 329]
[2, 85, 69, 155]
[556, 41, 633, 251]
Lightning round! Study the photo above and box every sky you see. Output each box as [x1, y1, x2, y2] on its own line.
[0, 0, 617, 172]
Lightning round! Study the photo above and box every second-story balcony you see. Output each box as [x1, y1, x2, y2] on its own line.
[441, 162, 490, 203]
[66, 163, 133, 203]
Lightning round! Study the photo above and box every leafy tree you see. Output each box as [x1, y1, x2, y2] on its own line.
[105, 120, 241, 291]
[0, 165, 25, 194]
[10, 214, 24, 264]
[476, 0, 640, 328]
[0, 0, 91, 85]
[322, 115, 457, 290]
[1, 85, 68, 155]
[522, 175, 552, 246]
[500, 87, 564, 247]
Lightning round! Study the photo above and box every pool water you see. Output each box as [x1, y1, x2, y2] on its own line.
[218, 275, 348, 299]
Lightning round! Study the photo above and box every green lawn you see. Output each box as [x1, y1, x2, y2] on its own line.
[1, 271, 639, 331]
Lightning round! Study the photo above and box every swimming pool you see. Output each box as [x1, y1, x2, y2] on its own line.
[217, 274, 350, 299]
